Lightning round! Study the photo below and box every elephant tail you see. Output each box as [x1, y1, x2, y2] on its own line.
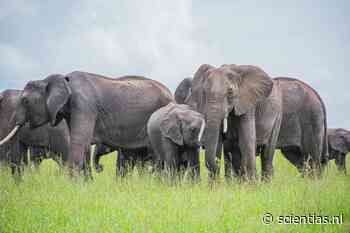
[320, 93, 328, 164]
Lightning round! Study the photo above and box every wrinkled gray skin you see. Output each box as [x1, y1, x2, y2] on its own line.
[185, 64, 276, 180]
[5, 72, 173, 176]
[0, 89, 70, 176]
[93, 143, 151, 176]
[327, 128, 349, 174]
[147, 103, 204, 180]
[176, 71, 327, 180]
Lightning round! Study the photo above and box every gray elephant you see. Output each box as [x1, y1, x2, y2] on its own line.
[185, 64, 279, 180]
[0, 72, 173, 176]
[0, 89, 70, 176]
[147, 103, 205, 180]
[177, 66, 327, 180]
[327, 128, 349, 173]
[275, 77, 328, 175]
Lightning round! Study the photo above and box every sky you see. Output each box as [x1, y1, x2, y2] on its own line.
[0, 0, 349, 128]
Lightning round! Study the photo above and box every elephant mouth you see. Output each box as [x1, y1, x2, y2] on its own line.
[23, 114, 47, 129]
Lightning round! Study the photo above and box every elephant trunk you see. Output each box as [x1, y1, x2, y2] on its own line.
[204, 110, 223, 179]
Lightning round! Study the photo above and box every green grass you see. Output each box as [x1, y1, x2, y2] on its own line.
[0, 151, 349, 233]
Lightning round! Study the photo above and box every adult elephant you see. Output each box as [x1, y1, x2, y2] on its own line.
[275, 77, 328, 176]
[186, 64, 277, 180]
[327, 128, 349, 173]
[0, 89, 70, 175]
[0, 72, 173, 175]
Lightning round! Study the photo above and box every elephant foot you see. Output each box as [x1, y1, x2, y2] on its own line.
[95, 164, 104, 173]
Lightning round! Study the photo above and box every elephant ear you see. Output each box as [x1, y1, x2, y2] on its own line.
[160, 110, 183, 146]
[174, 78, 192, 104]
[0, 93, 3, 104]
[193, 64, 215, 82]
[329, 131, 347, 153]
[45, 74, 71, 126]
[230, 65, 273, 115]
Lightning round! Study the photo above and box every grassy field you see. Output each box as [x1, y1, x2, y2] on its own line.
[0, 151, 349, 233]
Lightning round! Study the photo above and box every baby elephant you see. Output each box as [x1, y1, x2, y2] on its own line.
[147, 103, 205, 180]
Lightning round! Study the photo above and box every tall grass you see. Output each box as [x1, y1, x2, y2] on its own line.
[0, 151, 349, 233]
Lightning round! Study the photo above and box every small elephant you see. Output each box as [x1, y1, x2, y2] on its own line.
[328, 128, 350, 174]
[147, 103, 205, 180]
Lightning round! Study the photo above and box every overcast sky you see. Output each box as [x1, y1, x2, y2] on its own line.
[0, 0, 349, 127]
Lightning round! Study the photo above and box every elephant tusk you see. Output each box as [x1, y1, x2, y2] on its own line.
[198, 119, 206, 142]
[223, 117, 228, 133]
[0, 125, 20, 146]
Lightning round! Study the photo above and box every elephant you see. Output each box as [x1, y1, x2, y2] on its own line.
[0, 72, 174, 176]
[147, 103, 205, 180]
[274, 77, 328, 176]
[93, 143, 152, 176]
[185, 64, 277, 180]
[177, 66, 327, 180]
[327, 128, 349, 173]
[0, 89, 70, 176]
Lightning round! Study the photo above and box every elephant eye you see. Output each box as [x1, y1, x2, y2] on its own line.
[21, 97, 29, 106]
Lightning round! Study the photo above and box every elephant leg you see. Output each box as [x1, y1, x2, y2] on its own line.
[162, 139, 178, 181]
[30, 147, 44, 170]
[238, 110, 257, 180]
[69, 112, 96, 176]
[22, 148, 29, 167]
[230, 145, 242, 178]
[10, 142, 26, 181]
[261, 113, 281, 181]
[281, 147, 305, 173]
[84, 146, 93, 180]
[261, 146, 275, 181]
[187, 148, 200, 182]
[335, 153, 347, 174]
[116, 149, 127, 177]
[94, 144, 110, 173]
[308, 144, 323, 178]
[224, 139, 235, 181]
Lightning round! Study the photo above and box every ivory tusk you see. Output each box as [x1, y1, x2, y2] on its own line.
[0, 125, 20, 146]
[198, 119, 206, 142]
[223, 117, 228, 133]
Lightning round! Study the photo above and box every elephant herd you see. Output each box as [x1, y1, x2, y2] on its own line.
[0, 64, 348, 183]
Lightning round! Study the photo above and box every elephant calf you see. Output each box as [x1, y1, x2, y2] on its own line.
[328, 128, 350, 174]
[147, 103, 205, 180]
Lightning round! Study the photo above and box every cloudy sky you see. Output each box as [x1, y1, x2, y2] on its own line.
[0, 0, 349, 127]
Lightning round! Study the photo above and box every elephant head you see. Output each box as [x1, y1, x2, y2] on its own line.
[0, 74, 71, 145]
[160, 104, 205, 148]
[328, 128, 350, 158]
[174, 78, 192, 104]
[187, 64, 273, 175]
[0, 90, 23, 146]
